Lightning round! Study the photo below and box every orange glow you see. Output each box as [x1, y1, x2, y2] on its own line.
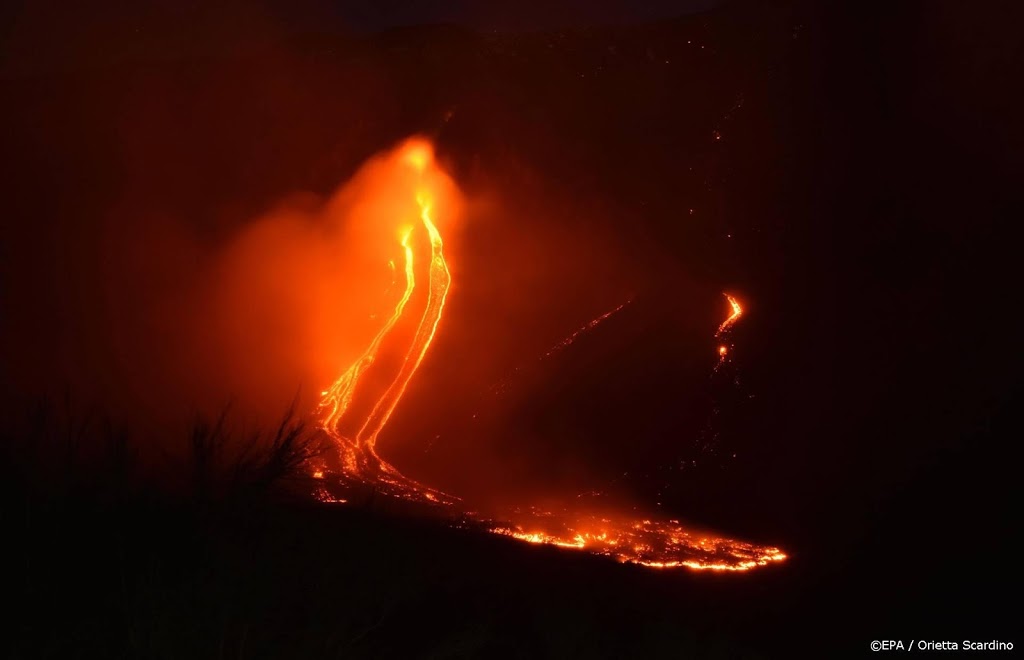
[717, 293, 743, 337]
[311, 139, 784, 571]
[718, 345, 728, 356]
[402, 140, 433, 172]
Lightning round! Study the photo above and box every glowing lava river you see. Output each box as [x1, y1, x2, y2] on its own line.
[311, 137, 785, 572]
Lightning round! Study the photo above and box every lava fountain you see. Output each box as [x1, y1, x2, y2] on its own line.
[313, 137, 785, 571]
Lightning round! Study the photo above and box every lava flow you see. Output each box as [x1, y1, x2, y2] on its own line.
[544, 300, 632, 359]
[490, 299, 632, 397]
[488, 510, 785, 571]
[715, 293, 743, 364]
[313, 138, 784, 571]
[717, 293, 742, 336]
[316, 139, 453, 503]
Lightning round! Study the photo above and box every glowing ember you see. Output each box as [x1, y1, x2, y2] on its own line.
[313, 487, 348, 504]
[312, 138, 785, 572]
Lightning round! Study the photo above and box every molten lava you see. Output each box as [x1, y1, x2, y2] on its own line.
[318, 228, 416, 475]
[313, 138, 784, 572]
[490, 511, 785, 571]
[714, 293, 743, 368]
[317, 140, 453, 503]
[717, 293, 743, 337]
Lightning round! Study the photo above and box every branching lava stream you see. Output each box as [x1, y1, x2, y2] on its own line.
[313, 138, 785, 572]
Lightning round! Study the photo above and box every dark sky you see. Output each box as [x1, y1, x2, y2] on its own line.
[324, 0, 722, 30]
[1, 0, 723, 39]
[1, 0, 721, 77]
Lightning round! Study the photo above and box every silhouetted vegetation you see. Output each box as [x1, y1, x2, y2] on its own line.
[2, 396, 322, 508]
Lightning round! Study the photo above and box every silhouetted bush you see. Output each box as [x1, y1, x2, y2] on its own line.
[0, 395, 324, 508]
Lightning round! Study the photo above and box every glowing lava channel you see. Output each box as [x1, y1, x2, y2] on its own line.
[352, 198, 451, 496]
[316, 143, 452, 503]
[318, 229, 416, 475]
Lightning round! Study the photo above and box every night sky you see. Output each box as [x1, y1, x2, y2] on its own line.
[2, 0, 722, 77]
[326, 0, 723, 30]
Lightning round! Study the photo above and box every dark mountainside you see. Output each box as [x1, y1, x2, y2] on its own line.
[2, 1, 1021, 657]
